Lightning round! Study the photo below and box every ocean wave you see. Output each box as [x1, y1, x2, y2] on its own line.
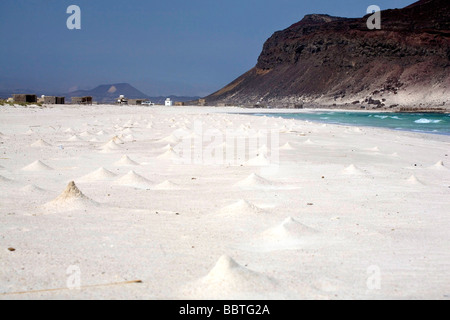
[374, 115, 389, 119]
[414, 118, 442, 124]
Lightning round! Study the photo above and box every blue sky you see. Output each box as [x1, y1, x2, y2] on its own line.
[0, 0, 413, 96]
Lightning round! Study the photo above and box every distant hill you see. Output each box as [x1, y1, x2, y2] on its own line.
[66, 83, 200, 104]
[66, 83, 150, 103]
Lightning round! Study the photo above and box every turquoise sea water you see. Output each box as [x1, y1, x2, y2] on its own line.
[256, 112, 450, 136]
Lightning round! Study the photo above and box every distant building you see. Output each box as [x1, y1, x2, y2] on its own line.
[43, 96, 65, 104]
[165, 98, 173, 107]
[13, 94, 37, 103]
[72, 96, 93, 105]
[174, 101, 185, 106]
[128, 99, 147, 105]
[198, 99, 206, 106]
[117, 95, 128, 105]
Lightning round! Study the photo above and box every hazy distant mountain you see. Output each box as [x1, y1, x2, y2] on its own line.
[66, 83, 150, 103]
[66, 83, 200, 104]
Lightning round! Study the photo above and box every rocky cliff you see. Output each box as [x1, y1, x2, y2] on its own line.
[205, 0, 450, 109]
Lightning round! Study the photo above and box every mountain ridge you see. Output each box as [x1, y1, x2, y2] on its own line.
[205, 0, 450, 109]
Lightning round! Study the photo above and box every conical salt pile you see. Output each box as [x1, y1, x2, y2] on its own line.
[433, 160, 446, 169]
[44, 181, 98, 212]
[153, 180, 180, 190]
[218, 199, 264, 216]
[114, 171, 153, 189]
[158, 134, 181, 145]
[31, 139, 52, 147]
[78, 167, 117, 182]
[366, 146, 380, 152]
[67, 135, 85, 142]
[235, 173, 274, 189]
[114, 155, 139, 166]
[407, 175, 424, 185]
[262, 217, 317, 240]
[180, 255, 280, 299]
[54, 181, 87, 201]
[21, 160, 54, 172]
[158, 148, 180, 160]
[280, 142, 295, 150]
[100, 140, 122, 152]
[244, 154, 271, 166]
[342, 164, 364, 175]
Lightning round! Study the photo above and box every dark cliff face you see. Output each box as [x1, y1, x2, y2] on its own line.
[206, 0, 450, 107]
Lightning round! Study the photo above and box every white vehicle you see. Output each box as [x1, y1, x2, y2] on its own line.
[142, 101, 154, 106]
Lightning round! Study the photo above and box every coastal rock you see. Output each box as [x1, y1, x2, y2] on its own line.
[205, 0, 450, 108]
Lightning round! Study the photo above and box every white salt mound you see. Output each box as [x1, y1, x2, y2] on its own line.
[44, 181, 98, 211]
[160, 144, 173, 151]
[115, 155, 139, 166]
[31, 139, 52, 147]
[21, 160, 54, 172]
[153, 180, 179, 190]
[304, 139, 315, 145]
[262, 217, 317, 241]
[245, 154, 271, 166]
[111, 136, 124, 144]
[280, 142, 295, 150]
[78, 167, 117, 182]
[79, 131, 92, 137]
[235, 173, 274, 189]
[114, 171, 153, 188]
[342, 164, 364, 175]
[407, 175, 424, 185]
[100, 140, 122, 152]
[158, 148, 180, 160]
[218, 199, 264, 216]
[181, 255, 280, 299]
[67, 135, 85, 142]
[158, 134, 180, 145]
[433, 160, 446, 169]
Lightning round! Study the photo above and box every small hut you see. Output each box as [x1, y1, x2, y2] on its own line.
[165, 98, 173, 107]
[13, 94, 37, 103]
[44, 96, 65, 104]
[71, 96, 93, 105]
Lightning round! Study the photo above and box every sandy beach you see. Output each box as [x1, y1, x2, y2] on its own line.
[0, 105, 449, 300]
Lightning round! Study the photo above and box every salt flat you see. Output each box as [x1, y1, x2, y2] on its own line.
[0, 105, 449, 299]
